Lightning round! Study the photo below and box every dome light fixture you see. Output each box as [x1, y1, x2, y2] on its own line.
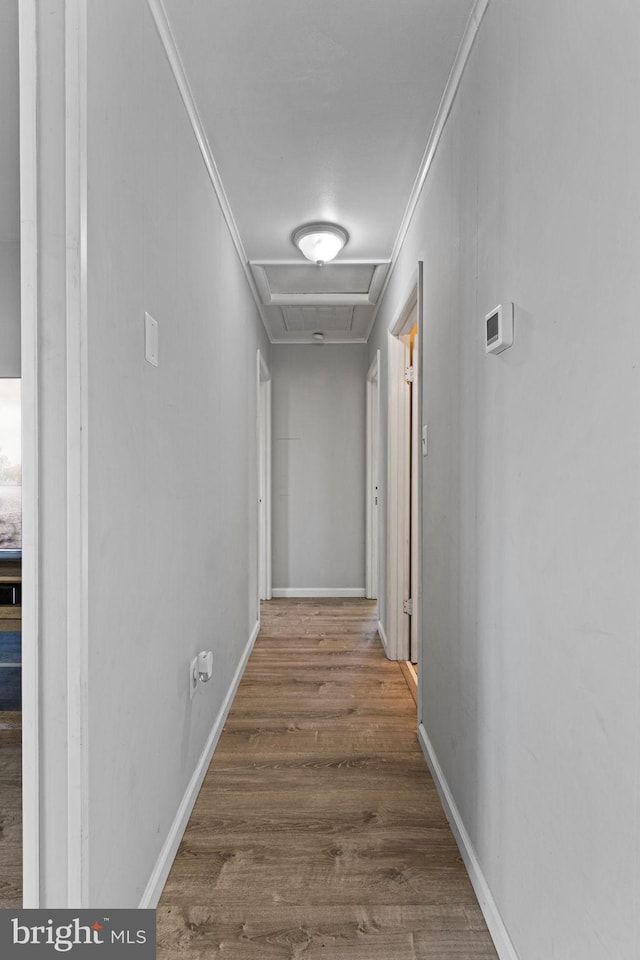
[312, 331, 324, 342]
[292, 222, 348, 265]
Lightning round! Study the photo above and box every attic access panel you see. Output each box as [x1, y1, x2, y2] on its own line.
[249, 260, 389, 305]
[264, 263, 375, 296]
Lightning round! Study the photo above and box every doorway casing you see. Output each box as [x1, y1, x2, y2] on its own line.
[257, 350, 272, 606]
[365, 350, 380, 601]
[19, 0, 91, 905]
[19, 0, 40, 908]
[383, 263, 423, 667]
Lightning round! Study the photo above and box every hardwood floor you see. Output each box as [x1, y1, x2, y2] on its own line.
[158, 599, 497, 959]
[0, 715, 21, 909]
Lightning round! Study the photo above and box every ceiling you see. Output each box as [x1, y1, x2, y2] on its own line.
[161, 0, 477, 342]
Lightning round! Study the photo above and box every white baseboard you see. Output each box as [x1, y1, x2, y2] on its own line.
[272, 587, 366, 598]
[417, 724, 519, 960]
[377, 619, 390, 657]
[139, 619, 260, 908]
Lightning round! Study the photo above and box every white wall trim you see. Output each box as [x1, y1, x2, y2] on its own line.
[145, 0, 270, 340]
[390, 277, 418, 337]
[272, 588, 366, 598]
[139, 618, 261, 908]
[65, 0, 90, 906]
[258, 349, 270, 383]
[417, 723, 519, 960]
[367, 354, 380, 381]
[365, 351, 380, 600]
[257, 350, 272, 603]
[19, 0, 40, 908]
[415, 262, 424, 726]
[385, 330, 411, 661]
[366, 0, 490, 339]
[377, 620, 390, 657]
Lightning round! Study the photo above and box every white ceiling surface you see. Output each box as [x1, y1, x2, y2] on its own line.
[0, 0, 20, 243]
[162, 0, 476, 341]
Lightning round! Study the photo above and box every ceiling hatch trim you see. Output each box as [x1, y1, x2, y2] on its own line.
[146, 0, 271, 337]
[366, 0, 490, 339]
[249, 261, 390, 307]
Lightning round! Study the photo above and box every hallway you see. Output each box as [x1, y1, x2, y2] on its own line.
[157, 599, 497, 958]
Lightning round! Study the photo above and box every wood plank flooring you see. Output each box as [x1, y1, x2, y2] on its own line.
[158, 599, 497, 959]
[0, 717, 21, 909]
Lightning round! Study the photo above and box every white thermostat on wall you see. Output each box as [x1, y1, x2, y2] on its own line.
[484, 302, 514, 355]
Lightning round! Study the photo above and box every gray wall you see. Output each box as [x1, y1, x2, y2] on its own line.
[272, 344, 366, 593]
[83, 0, 269, 905]
[0, 0, 20, 377]
[369, 1, 640, 958]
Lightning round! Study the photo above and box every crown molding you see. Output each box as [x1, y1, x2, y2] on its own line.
[146, 0, 271, 338]
[367, 0, 490, 338]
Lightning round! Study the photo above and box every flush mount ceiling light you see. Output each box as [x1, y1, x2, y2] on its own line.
[312, 331, 324, 342]
[292, 222, 349, 265]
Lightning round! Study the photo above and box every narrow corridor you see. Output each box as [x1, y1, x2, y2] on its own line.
[157, 599, 497, 958]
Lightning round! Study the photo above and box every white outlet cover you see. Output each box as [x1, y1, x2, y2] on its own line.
[145, 312, 159, 366]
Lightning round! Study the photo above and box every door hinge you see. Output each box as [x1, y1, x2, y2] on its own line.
[405, 365, 415, 383]
[403, 598, 414, 616]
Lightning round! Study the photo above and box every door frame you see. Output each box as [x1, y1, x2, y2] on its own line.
[257, 350, 272, 605]
[409, 325, 419, 664]
[63, 0, 90, 906]
[416, 261, 424, 723]
[19, 0, 40, 907]
[19, 0, 91, 905]
[385, 264, 423, 663]
[365, 351, 380, 600]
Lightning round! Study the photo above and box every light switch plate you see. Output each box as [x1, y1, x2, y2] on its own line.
[144, 312, 159, 366]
